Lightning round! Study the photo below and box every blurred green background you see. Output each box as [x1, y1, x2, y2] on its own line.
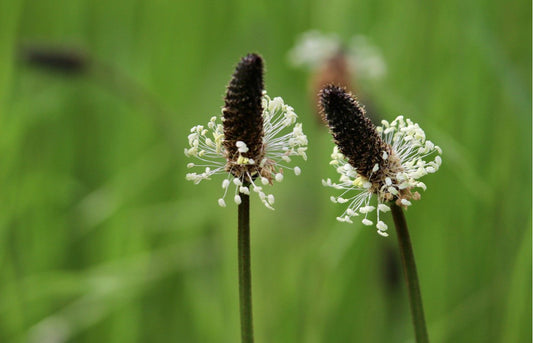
[0, 0, 530, 342]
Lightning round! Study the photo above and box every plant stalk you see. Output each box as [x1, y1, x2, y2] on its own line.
[391, 202, 429, 343]
[238, 193, 254, 343]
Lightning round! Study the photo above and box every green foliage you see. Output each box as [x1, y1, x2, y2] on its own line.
[0, 0, 530, 342]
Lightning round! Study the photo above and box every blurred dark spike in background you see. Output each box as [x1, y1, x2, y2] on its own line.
[310, 49, 380, 126]
[311, 50, 353, 126]
[382, 243, 402, 293]
[18, 43, 181, 152]
[20, 44, 89, 75]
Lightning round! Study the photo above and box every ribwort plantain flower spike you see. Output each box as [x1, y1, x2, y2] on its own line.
[185, 54, 308, 209]
[320, 85, 442, 236]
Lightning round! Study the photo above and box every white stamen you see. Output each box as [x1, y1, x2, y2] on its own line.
[360, 206, 376, 214]
[236, 141, 249, 153]
[400, 199, 412, 206]
[362, 219, 373, 226]
[376, 221, 388, 231]
[377, 230, 389, 237]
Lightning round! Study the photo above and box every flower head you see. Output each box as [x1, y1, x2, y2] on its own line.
[185, 53, 308, 209]
[288, 30, 386, 81]
[320, 85, 442, 236]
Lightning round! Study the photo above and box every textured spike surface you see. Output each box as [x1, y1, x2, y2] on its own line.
[319, 85, 388, 180]
[223, 53, 265, 165]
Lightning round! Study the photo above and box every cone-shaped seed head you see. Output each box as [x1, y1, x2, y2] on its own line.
[223, 53, 265, 166]
[319, 85, 389, 180]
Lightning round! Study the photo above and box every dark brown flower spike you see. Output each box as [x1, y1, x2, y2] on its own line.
[320, 85, 441, 235]
[185, 53, 308, 209]
[319, 85, 392, 182]
[223, 53, 265, 174]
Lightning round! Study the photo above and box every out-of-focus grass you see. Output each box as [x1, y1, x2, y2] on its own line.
[0, 0, 530, 342]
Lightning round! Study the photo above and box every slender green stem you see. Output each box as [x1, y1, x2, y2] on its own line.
[238, 193, 254, 343]
[390, 203, 429, 343]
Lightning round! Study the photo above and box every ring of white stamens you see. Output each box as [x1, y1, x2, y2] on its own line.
[186, 93, 307, 209]
[324, 115, 441, 236]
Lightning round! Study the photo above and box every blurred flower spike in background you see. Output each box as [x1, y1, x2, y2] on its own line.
[288, 30, 387, 81]
[185, 54, 308, 210]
